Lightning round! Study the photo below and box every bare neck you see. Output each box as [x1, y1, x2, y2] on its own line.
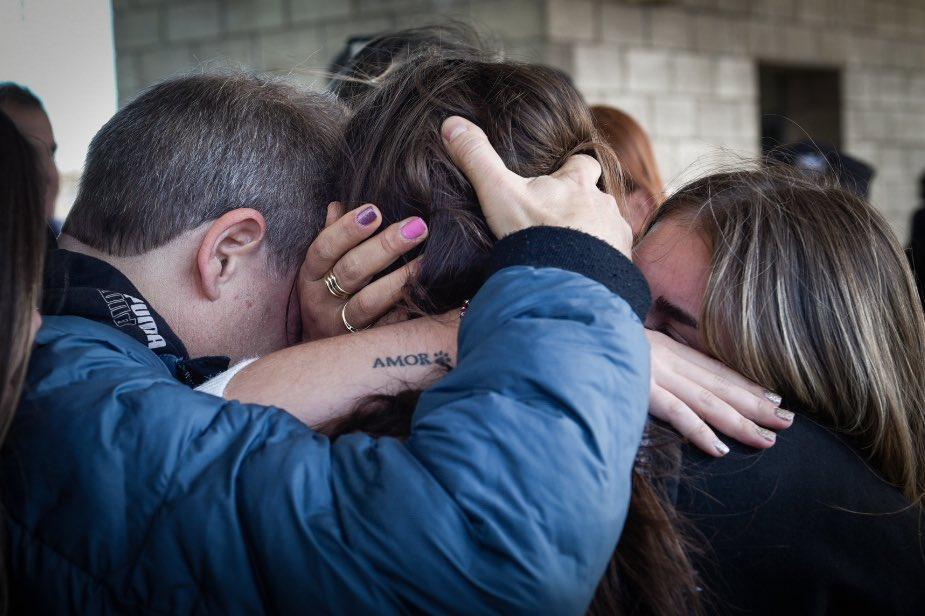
[57, 234, 201, 353]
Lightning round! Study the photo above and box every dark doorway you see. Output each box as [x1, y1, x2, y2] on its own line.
[759, 64, 842, 152]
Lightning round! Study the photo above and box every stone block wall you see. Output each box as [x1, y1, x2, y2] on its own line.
[113, 0, 925, 240]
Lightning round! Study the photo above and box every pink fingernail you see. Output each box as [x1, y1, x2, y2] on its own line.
[356, 206, 377, 226]
[401, 218, 427, 240]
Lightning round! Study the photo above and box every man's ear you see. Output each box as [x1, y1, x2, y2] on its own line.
[196, 208, 267, 301]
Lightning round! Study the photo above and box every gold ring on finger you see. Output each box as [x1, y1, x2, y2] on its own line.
[324, 270, 353, 300]
[340, 302, 369, 334]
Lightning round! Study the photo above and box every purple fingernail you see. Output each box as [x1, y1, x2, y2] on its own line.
[401, 218, 427, 240]
[356, 206, 377, 226]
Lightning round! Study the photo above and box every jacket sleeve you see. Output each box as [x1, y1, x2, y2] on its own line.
[221, 228, 652, 613]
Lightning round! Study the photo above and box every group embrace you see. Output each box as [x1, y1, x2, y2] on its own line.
[1, 25, 923, 615]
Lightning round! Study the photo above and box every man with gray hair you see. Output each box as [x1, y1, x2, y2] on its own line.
[1, 72, 652, 613]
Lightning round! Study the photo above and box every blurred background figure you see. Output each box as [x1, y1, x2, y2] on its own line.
[0, 109, 46, 609]
[0, 107, 46, 456]
[909, 171, 925, 311]
[327, 24, 486, 108]
[767, 140, 875, 200]
[0, 83, 60, 232]
[591, 105, 665, 237]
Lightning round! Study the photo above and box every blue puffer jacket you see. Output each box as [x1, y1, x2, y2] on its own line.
[2, 228, 651, 614]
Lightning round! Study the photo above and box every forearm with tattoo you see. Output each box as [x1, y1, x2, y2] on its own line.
[372, 350, 454, 370]
[225, 317, 459, 427]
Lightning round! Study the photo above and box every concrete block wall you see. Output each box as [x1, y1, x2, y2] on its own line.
[113, 0, 550, 102]
[113, 0, 925, 240]
[557, 0, 925, 240]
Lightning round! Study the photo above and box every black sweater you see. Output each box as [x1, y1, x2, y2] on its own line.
[677, 415, 925, 615]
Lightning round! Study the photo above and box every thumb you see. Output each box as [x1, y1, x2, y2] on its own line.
[441, 116, 521, 205]
[325, 201, 347, 227]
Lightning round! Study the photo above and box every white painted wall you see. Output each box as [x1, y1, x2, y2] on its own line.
[1, 0, 118, 217]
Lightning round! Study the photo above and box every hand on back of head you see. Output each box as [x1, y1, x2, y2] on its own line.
[440, 116, 633, 257]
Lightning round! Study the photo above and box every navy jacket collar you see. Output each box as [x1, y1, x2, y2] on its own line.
[42, 248, 229, 386]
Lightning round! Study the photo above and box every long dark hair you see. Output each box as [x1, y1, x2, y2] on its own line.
[0, 109, 45, 439]
[0, 109, 47, 610]
[324, 51, 702, 614]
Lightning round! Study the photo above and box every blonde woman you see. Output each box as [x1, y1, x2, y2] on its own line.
[635, 167, 925, 614]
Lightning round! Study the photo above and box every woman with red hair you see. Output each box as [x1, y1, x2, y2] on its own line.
[592, 105, 665, 236]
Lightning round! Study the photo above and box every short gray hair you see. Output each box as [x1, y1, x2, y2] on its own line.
[64, 73, 344, 273]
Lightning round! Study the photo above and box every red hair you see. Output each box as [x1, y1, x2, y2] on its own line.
[591, 105, 665, 205]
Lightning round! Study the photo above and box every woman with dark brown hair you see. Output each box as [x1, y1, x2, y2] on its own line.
[591, 105, 666, 236]
[323, 53, 702, 615]
[0, 109, 47, 607]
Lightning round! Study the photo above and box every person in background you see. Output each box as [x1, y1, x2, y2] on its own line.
[634, 167, 925, 614]
[0, 110, 47, 609]
[0, 83, 60, 232]
[767, 140, 875, 199]
[908, 170, 925, 310]
[327, 23, 486, 108]
[591, 104, 666, 236]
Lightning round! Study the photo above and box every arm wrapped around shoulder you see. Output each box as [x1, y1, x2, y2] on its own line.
[234, 226, 651, 612]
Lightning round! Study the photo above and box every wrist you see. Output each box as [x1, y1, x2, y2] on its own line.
[486, 226, 651, 321]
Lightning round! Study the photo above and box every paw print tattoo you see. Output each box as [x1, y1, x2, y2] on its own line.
[434, 350, 453, 369]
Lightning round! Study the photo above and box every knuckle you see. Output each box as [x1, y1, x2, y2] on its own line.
[350, 293, 375, 320]
[337, 253, 363, 283]
[709, 375, 733, 399]
[457, 135, 485, 166]
[574, 153, 601, 171]
[711, 372, 731, 389]
[666, 401, 687, 421]
[309, 237, 336, 265]
[738, 415, 757, 434]
[693, 421, 712, 439]
[696, 389, 721, 414]
[662, 352, 682, 372]
[379, 228, 404, 254]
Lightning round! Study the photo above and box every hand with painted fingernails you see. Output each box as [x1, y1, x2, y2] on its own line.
[647, 329, 795, 457]
[298, 201, 428, 340]
[440, 115, 632, 257]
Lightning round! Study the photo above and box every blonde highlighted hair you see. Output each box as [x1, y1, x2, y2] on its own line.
[651, 166, 925, 502]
